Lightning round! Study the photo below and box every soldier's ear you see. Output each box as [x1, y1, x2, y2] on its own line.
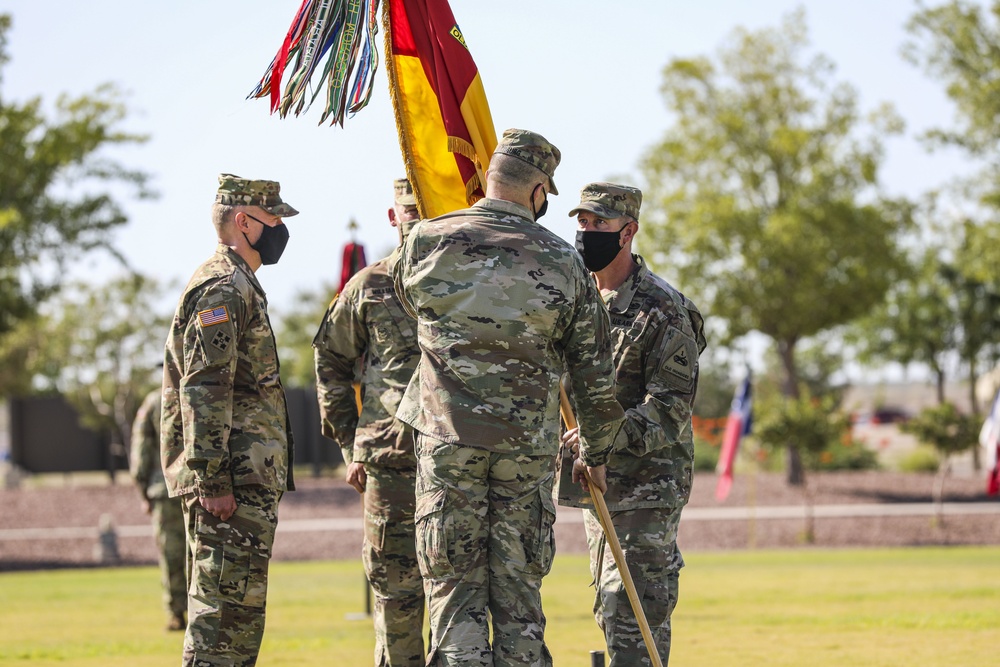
[621, 218, 637, 245]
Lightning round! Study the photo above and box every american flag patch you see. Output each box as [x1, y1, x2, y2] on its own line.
[198, 306, 230, 327]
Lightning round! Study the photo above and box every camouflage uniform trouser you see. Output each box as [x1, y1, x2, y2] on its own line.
[363, 463, 425, 666]
[584, 506, 683, 666]
[152, 495, 188, 620]
[415, 434, 556, 667]
[182, 486, 281, 667]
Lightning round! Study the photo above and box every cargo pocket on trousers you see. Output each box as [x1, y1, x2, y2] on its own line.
[362, 513, 388, 586]
[414, 486, 453, 580]
[525, 485, 557, 578]
[192, 511, 269, 609]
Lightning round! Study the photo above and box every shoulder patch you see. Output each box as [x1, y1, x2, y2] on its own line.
[210, 329, 233, 352]
[653, 326, 698, 394]
[198, 306, 230, 328]
[661, 342, 692, 383]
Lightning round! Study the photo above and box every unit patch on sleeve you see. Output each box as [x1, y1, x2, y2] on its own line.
[211, 329, 233, 352]
[198, 306, 230, 327]
[654, 326, 697, 393]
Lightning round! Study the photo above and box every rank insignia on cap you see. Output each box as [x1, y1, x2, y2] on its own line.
[198, 306, 230, 327]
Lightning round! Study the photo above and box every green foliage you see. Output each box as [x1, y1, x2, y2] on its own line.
[806, 438, 880, 472]
[272, 283, 336, 388]
[897, 445, 943, 473]
[753, 386, 851, 464]
[848, 240, 957, 400]
[639, 9, 910, 483]
[641, 9, 910, 354]
[0, 14, 154, 344]
[692, 361, 736, 419]
[0, 274, 172, 457]
[904, 0, 1000, 158]
[901, 402, 981, 459]
[693, 435, 721, 472]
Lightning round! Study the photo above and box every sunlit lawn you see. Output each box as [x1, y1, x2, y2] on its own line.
[1, 547, 998, 666]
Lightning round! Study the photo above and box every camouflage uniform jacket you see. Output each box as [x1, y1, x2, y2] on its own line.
[393, 198, 624, 464]
[161, 244, 295, 498]
[560, 256, 706, 511]
[130, 388, 168, 500]
[313, 251, 419, 468]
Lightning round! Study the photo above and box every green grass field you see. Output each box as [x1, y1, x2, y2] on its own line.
[2, 547, 998, 666]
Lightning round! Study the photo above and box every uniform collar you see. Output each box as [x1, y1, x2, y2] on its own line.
[603, 254, 648, 313]
[474, 197, 535, 222]
[217, 243, 266, 296]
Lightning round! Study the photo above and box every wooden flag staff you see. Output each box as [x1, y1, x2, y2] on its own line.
[559, 386, 663, 667]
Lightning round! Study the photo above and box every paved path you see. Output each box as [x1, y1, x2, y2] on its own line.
[3, 502, 998, 541]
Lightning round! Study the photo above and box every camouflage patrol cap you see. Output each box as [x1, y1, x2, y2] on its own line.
[394, 178, 416, 207]
[493, 128, 561, 194]
[568, 182, 642, 221]
[216, 173, 299, 217]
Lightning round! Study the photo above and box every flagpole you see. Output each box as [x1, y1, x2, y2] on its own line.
[747, 451, 757, 549]
[559, 386, 664, 667]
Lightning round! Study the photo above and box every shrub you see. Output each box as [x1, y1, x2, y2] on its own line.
[693, 437, 720, 472]
[805, 439, 880, 471]
[692, 415, 725, 472]
[897, 446, 941, 473]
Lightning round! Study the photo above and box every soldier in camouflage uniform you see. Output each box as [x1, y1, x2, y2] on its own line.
[558, 182, 706, 666]
[130, 384, 187, 632]
[313, 178, 425, 666]
[161, 174, 298, 667]
[393, 129, 626, 667]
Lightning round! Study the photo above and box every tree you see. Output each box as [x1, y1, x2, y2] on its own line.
[753, 386, 850, 542]
[0, 14, 154, 353]
[903, 2, 1000, 453]
[904, 1, 1000, 161]
[14, 274, 171, 478]
[640, 10, 911, 483]
[850, 246, 958, 405]
[901, 402, 981, 523]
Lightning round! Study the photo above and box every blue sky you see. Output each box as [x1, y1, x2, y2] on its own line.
[2, 0, 968, 324]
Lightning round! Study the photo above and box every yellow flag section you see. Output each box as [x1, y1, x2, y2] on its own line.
[383, 0, 498, 219]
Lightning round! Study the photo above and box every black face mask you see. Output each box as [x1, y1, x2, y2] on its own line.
[575, 225, 627, 272]
[531, 184, 548, 221]
[244, 214, 290, 265]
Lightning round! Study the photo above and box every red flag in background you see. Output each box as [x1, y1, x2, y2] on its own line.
[716, 371, 753, 501]
[980, 387, 1000, 496]
[339, 242, 367, 292]
[338, 219, 367, 292]
[384, 0, 498, 218]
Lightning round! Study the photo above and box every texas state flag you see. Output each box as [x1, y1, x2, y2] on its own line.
[716, 371, 753, 501]
[980, 387, 1000, 496]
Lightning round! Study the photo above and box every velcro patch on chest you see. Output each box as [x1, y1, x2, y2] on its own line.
[374, 323, 391, 343]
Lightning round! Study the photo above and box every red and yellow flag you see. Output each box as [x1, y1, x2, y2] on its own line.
[383, 0, 498, 219]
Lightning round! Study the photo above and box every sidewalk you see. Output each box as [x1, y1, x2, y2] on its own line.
[4, 501, 998, 542]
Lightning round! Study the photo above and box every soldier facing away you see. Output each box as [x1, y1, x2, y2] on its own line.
[130, 383, 187, 632]
[313, 178, 425, 666]
[161, 174, 298, 667]
[393, 129, 626, 666]
[560, 182, 706, 666]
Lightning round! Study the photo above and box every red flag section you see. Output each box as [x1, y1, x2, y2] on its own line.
[339, 242, 368, 292]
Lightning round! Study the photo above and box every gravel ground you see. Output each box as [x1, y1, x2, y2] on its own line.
[1, 470, 998, 571]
